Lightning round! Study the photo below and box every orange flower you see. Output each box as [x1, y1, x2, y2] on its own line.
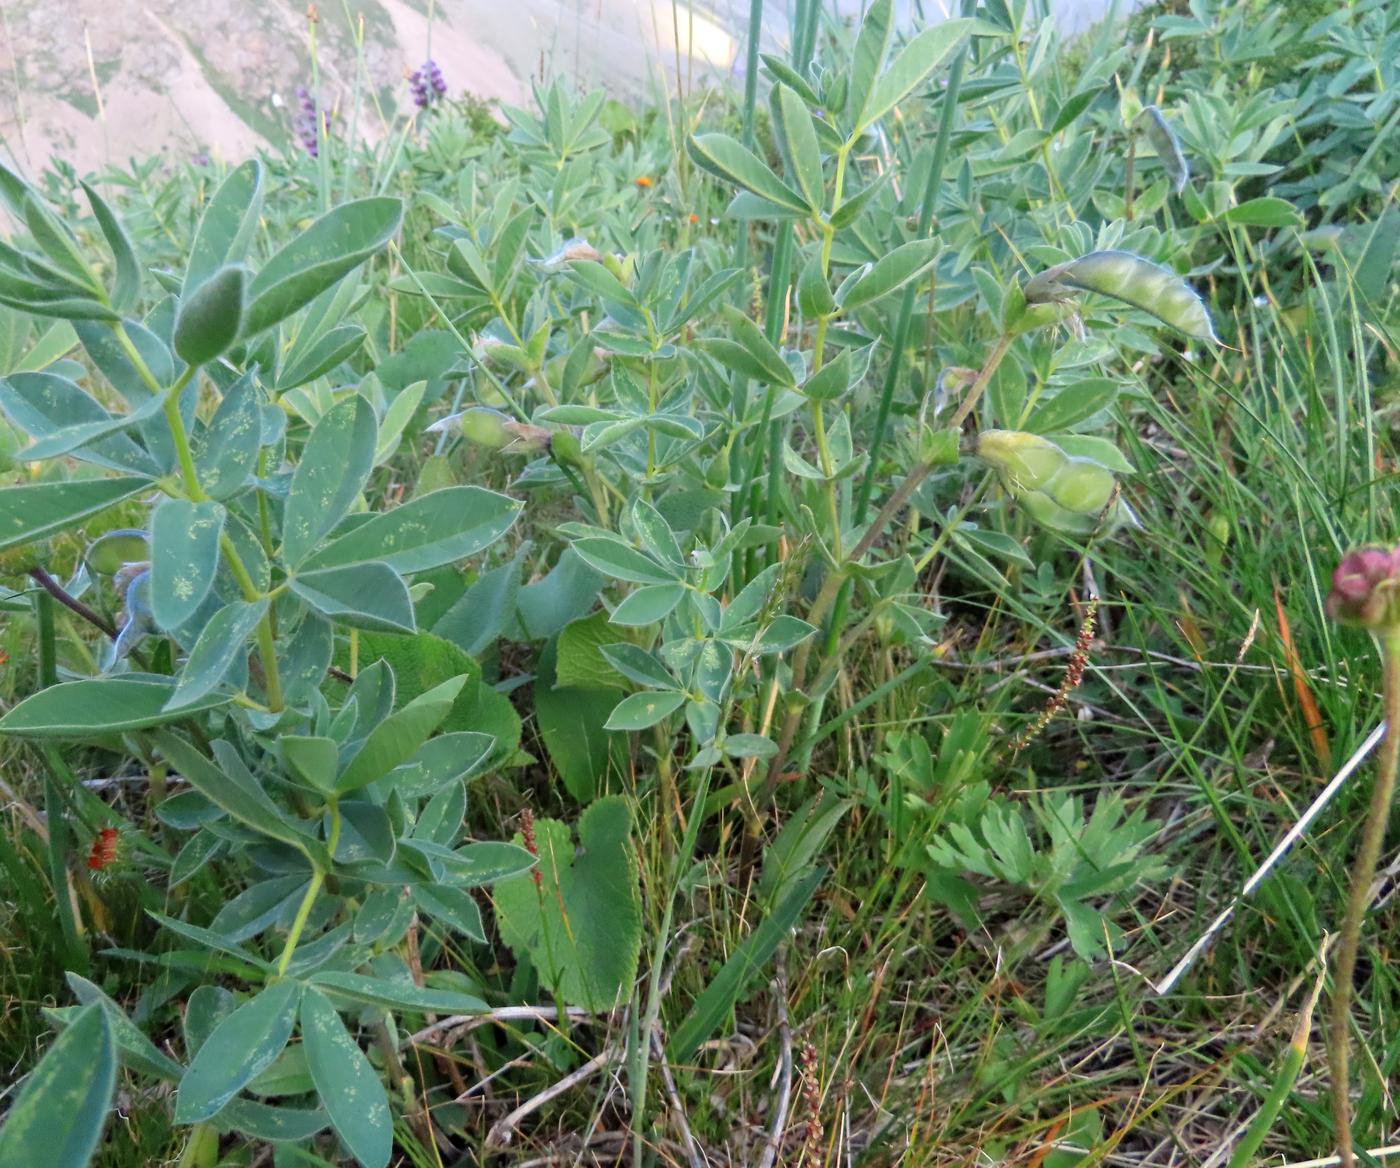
[635, 176, 652, 188]
[689, 213, 698, 224]
[87, 827, 119, 871]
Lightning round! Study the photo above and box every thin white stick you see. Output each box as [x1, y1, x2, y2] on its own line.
[1155, 720, 1386, 996]
[1276, 1143, 1400, 1168]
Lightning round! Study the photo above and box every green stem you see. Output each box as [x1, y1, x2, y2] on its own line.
[275, 804, 340, 976]
[160, 368, 202, 500]
[1328, 630, 1400, 1168]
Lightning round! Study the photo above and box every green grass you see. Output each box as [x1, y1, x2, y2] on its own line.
[0, 0, 1397, 1164]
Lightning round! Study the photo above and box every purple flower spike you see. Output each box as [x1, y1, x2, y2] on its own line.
[409, 60, 446, 109]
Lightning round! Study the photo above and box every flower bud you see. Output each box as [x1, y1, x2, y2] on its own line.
[1326, 546, 1400, 630]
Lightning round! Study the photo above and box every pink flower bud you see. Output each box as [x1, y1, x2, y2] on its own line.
[1326, 546, 1400, 629]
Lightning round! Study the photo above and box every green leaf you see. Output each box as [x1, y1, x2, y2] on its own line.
[374, 380, 428, 465]
[167, 599, 268, 710]
[64, 973, 186, 1080]
[535, 636, 626, 803]
[186, 160, 265, 296]
[1025, 378, 1120, 434]
[337, 675, 467, 793]
[858, 19, 975, 131]
[610, 583, 686, 626]
[0, 677, 229, 738]
[571, 536, 678, 585]
[153, 732, 310, 851]
[697, 304, 795, 387]
[303, 485, 521, 575]
[280, 736, 340, 794]
[174, 980, 301, 1124]
[599, 643, 675, 690]
[81, 182, 140, 313]
[243, 197, 403, 336]
[173, 265, 246, 366]
[836, 238, 939, 310]
[604, 690, 685, 731]
[770, 84, 824, 211]
[277, 324, 366, 390]
[309, 971, 487, 1014]
[0, 476, 149, 552]
[291, 562, 416, 633]
[300, 987, 392, 1168]
[193, 369, 263, 499]
[283, 394, 377, 566]
[215, 1099, 329, 1143]
[413, 884, 487, 942]
[848, 0, 895, 131]
[1222, 197, 1304, 228]
[23, 194, 100, 294]
[0, 1003, 115, 1168]
[668, 867, 824, 1060]
[150, 498, 225, 631]
[433, 548, 524, 657]
[687, 133, 810, 214]
[494, 797, 642, 1010]
[0, 372, 161, 471]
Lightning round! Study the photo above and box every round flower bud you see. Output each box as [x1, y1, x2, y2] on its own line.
[1326, 545, 1400, 630]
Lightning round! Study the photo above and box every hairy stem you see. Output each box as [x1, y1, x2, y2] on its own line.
[1328, 630, 1400, 1168]
[27, 567, 118, 639]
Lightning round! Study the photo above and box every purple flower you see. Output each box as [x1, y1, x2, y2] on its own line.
[409, 60, 446, 109]
[1326, 545, 1400, 629]
[294, 85, 326, 157]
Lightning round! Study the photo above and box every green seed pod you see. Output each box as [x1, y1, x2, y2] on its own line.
[457, 407, 512, 449]
[1053, 250, 1218, 343]
[551, 428, 585, 468]
[173, 264, 246, 365]
[1017, 487, 1098, 535]
[1136, 106, 1190, 194]
[85, 528, 150, 575]
[1045, 458, 1115, 514]
[976, 430, 1069, 492]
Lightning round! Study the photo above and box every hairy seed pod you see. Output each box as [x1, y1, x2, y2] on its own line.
[1034, 250, 1218, 343]
[978, 431, 1126, 535]
[976, 430, 1068, 490]
[1137, 106, 1190, 194]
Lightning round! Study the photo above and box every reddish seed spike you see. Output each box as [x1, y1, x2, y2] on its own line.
[88, 827, 119, 870]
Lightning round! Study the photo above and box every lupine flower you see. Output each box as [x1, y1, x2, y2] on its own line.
[410, 60, 447, 109]
[1326, 546, 1400, 630]
[294, 86, 330, 157]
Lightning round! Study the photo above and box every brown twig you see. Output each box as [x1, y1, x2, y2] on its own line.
[27, 567, 117, 638]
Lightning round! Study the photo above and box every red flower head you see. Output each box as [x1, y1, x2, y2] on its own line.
[1326, 545, 1400, 630]
[87, 827, 119, 871]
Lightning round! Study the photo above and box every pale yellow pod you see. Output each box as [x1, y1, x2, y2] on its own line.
[1057, 250, 1218, 343]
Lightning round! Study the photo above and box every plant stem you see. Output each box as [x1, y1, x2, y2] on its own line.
[275, 804, 341, 976]
[1328, 629, 1400, 1168]
[28, 567, 117, 639]
[632, 766, 714, 1165]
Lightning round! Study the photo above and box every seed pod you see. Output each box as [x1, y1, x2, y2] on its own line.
[426, 406, 512, 449]
[536, 237, 603, 272]
[1136, 106, 1190, 194]
[85, 528, 150, 575]
[1046, 458, 1115, 514]
[976, 430, 1068, 491]
[1038, 250, 1218, 343]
